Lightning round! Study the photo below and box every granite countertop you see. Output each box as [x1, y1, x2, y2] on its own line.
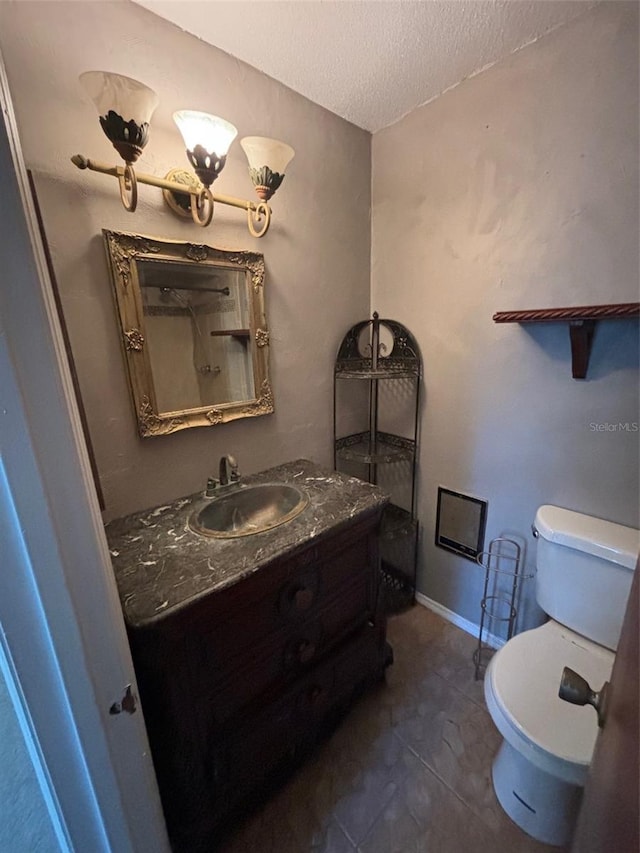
[105, 459, 388, 628]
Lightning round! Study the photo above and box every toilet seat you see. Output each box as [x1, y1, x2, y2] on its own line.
[485, 620, 614, 786]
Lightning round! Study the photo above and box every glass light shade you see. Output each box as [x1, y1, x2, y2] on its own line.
[173, 111, 238, 158]
[240, 137, 295, 201]
[240, 137, 295, 175]
[79, 71, 158, 125]
[79, 71, 159, 162]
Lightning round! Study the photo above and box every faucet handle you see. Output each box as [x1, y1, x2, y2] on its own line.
[228, 455, 240, 482]
[205, 477, 219, 497]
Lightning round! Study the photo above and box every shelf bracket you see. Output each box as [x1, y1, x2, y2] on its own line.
[569, 319, 596, 380]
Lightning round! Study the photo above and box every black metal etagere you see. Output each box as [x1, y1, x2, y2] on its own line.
[334, 312, 421, 612]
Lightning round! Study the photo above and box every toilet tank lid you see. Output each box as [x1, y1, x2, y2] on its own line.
[535, 505, 639, 570]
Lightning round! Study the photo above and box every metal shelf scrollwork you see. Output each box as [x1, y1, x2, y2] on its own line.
[333, 313, 421, 613]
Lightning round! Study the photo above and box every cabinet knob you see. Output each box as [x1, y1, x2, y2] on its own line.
[293, 586, 314, 611]
[296, 640, 316, 663]
[278, 568, 320, 618]
[308, 685, 325, 705]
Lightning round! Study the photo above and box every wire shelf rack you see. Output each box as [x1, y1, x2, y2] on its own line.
[473, 537, 534, 681]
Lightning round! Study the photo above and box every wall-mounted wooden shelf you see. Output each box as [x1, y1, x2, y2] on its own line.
[493, 302, 640, 379]
[209, 328, 250, 339]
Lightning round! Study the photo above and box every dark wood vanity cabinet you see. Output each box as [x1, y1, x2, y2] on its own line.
[122, 497, 389, 851]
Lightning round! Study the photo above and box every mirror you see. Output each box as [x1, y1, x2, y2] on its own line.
[103, 230, 273, 437]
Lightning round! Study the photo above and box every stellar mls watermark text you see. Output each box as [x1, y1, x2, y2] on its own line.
[589, 422, 639, 432]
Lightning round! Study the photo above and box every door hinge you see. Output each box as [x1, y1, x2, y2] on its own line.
[109, 684, 137, 715]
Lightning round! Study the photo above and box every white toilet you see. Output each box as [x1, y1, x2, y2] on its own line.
[484, 505, 639, 847]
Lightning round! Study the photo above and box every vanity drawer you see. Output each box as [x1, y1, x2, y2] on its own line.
[186, 518, 380, 664]
[195, 569, 375, 723]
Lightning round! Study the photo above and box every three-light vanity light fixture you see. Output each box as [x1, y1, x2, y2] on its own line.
[72, 71, 295, 237]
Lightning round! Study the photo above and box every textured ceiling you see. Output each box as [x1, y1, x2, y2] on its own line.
[135, 1, 594, 133]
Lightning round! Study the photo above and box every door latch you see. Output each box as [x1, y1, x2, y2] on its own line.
[109, 684, 137, 715]
[558, 667, 609, 728]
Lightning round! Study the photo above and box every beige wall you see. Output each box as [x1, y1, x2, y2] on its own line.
[0, 1, 371, 521]
[372, 2, 639, 630]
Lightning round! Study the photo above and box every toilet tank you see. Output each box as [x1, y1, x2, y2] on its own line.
[534, 505, 639, 651]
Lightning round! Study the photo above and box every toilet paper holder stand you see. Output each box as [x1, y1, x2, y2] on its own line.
[473, 537, 533, 680]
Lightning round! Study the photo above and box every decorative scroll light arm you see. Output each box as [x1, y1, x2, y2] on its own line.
[71, 154, 271, 235]
[190, 186, 214, 228]
[118, 163, 138, 212]
[247, 202, 271, 238]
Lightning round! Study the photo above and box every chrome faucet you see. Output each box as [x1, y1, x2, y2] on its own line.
[219, 454, 239, 487]
[204, 455, 240, 497]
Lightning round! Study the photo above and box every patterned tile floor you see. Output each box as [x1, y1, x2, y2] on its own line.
[221, 605, 564, 852]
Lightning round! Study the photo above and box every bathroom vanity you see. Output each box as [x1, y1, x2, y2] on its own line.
[105, 459, 390, 850]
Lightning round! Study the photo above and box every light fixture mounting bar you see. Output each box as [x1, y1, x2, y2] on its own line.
[71, 154, 272, 236]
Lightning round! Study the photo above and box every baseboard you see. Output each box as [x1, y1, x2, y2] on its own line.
[415, 592, 506, 650]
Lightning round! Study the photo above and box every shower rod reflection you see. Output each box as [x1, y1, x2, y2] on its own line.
[142, 284, 231, 296]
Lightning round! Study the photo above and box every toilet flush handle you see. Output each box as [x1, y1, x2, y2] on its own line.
[558, 667, 609, 728]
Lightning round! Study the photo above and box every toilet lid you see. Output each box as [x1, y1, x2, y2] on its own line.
[488, 621, 614, 769]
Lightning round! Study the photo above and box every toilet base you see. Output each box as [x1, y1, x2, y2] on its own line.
[492, 739, 583, 847]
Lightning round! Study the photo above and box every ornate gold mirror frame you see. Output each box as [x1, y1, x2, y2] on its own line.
[103, 230, 273, 437]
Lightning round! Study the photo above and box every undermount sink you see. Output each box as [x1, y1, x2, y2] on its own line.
[189, 483, 309, 539]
